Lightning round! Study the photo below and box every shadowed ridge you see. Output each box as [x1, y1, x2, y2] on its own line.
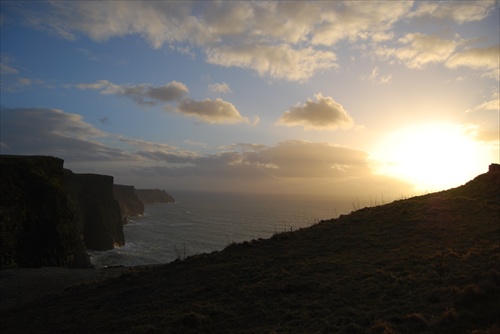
[443, 168, 500, 201]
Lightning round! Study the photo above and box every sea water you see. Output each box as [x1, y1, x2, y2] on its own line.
[88, 191, 354, 268]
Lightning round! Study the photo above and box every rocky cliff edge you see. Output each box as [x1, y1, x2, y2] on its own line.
[0, 155, 124, 268]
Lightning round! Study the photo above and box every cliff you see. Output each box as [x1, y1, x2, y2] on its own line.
[67, 173, 124, 251]
[0, 155, 125, 268]
[113, 184, 145, 223]
[0, 155, 90, 268]
[135, 189, 175, 204]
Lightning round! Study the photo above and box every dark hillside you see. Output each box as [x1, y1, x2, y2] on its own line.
[1, 170, 499, 333]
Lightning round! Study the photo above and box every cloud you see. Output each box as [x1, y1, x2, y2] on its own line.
[242, 140, 370, 178]
[118, 137, 200, 164]
[0, 63, 18, 74]
[473, 128, 500, 143]
[468, 91, 500, 113]
[208, 82, 232, 94]
[0, 108, 132, 162]
[184, 139, 209, 148]
[375, 33, 457, 69]
[206, 44, 337, 82]
[277, 93, 354, 131]
[22, 1, 212, 47]
[0, 107, 203, 165]
[464, 123, 500, 143]
[130, 139, 412, 195]
[77, 48, 100, 61]
[176, 98, 250, 124]
[310, 1, 413, 46]
[0, 109, 368, 179]
[0, 56, 52, 91]
[363, 67, 392, 84]
[99, 117, 110, 125]
[132, 140, 371, 180]
[409, 1, 496, 23]
[15, 1, 414, 82]
[77, 80, 189, 105]
[12, 1, 497, 83]
[18, 78, 32, 86]
[77, 80, 254, 125]
[219, 143, 268, 152]
[0, 107, 411, 195]
[446, 45, 500, 80]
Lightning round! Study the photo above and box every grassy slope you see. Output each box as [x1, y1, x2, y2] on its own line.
[1, 172, 499, 334]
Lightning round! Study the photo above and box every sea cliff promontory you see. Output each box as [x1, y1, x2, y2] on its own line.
[134, 189, 175, 204]
[67, 173, 124, 251]
[113, 184, 145, 224]
[0, 155, 124, 268]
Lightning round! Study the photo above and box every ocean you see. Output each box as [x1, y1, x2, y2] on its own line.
[88, 191, 355, 268]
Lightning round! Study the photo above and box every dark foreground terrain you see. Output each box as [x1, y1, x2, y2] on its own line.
[1, 171, 499, 333]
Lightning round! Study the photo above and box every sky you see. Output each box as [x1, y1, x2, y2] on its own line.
[1, 1, 499, 197]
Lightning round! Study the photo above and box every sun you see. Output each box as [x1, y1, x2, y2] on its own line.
[371, 123, 486, 192]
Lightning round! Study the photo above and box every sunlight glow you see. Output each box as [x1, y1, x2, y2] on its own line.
[372, 123, 485, 192]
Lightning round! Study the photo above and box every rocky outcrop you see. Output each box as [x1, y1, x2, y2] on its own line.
[113, 184, 145, 224]
[0, 155, 90, 268]
[489, 163, 500, 172]
[0, 155, 125, 268]
[67, 173, 124, 251]
[135, 189, 175, 204]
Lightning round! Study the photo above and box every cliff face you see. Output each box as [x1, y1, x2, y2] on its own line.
[113, 184, 145, 224]
[0, 155, 126, 268]
[135, 189, 175, 204]
[67, 174, 125, 251]
[0, 155, 90, 268]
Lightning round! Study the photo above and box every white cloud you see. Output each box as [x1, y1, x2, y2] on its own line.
[470, 99, 499, 112]
[176, 98, 250, 124]
[24, 1, 212, 48]
[77, 80, 189, 105]
[77, 80, 253, 125]
[206, 44, 337, 82]
[16, 1, 415, 82]
[468, 91, 500, 113]
[409, 1, 496, 23]
[208, 82, 232, 94]
[9, 1, 497, 84]
[375, 33, 458, 69]
[277, 93, 354, 131]
[363, 67, 392, 84]
[446, 45, 500, 80]
[20, 1, 497, 83]
[311, 1, 412, 46]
